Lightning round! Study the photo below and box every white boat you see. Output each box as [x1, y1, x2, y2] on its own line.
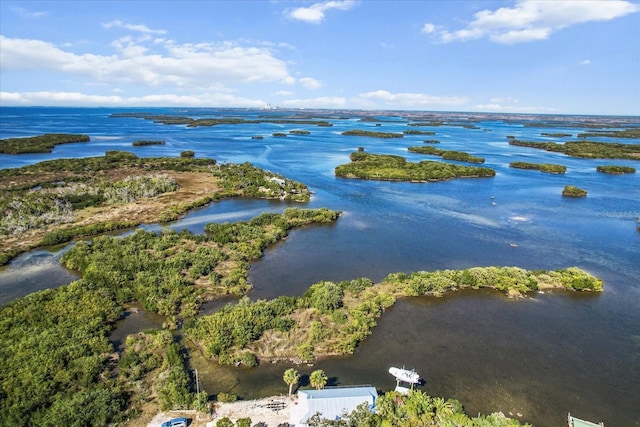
[388, 367, 420, 384]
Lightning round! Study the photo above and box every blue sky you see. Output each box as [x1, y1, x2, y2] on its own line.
[1, 0, 639, 115]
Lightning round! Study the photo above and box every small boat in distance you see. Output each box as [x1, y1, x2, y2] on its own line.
[389, 367, 420, 384]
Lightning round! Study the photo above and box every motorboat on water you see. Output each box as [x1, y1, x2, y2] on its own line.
[388, 367, 420, 384]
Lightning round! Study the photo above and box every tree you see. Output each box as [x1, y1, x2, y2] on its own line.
[284, 368, 300, 396]
[309, 370, 328, 390]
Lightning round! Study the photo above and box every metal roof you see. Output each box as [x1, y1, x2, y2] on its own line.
[290, 386, 377, 426]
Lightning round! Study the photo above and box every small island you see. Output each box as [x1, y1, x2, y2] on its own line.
[541, 132, 572, 137]
[335, 152, 495, 181]
[341, 129, 404, 138]
[562, 185, 588, 197]
[403, 130, 436, 135]
[510, 161, 567, 174]
[0, 133, 90, 154]
[131, 139, 165, 146]
[289, 129, 310, 135]
[409, 146, 485, 164]
[272, 132, 287, 137]
[596, 165, 636, 174]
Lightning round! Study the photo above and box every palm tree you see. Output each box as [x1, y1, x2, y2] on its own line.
[283, 368, 300, 396]
[309, 369, 328, 390]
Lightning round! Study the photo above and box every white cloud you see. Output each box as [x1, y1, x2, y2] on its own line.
[102, 20, 167, 35]
[299, 77, 322, 89]
[11, 6, 48, 18]
[283, 96, 347, 108]
[0, 91, 266, 108]
[275, 90, 294, 96]
[425, 0, 639, 44]
[580, 59, 592, 65]
[354, 90, 469, 109]
[421, 23, 436, 34]
[0, 35, 293, 88]
[286, 0, 356, 24]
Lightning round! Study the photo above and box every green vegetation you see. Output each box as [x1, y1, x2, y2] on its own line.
[309, 370, 328, 390]
[562, 185, 587, 198]
[132, 140, 165, 146]
[61, 208, 340, 317]
[186, 266, 601, 365]
[290, 130, 311, 135]
[403, 130, 436, 136]
[306, 389, 532, 427]
[335, 152, 495, 181]
[0, 154, 312, 265]
[284, 368, 300, 396]
[341, 129, 404, 138]
[180, 150, 195, 158]
[408, 146, 485, 164]
[509, 139, 640, 159]
[509, 161, 567, 174]
[211, 161, 310, 203]
[1, 172, 177, 237]
[0, 281, 128, 426]
[383, 266, 602, 295]
[596, 165, 636, 174]
[578, 128, 640, 139]
[111, 112, 333, 127]
[0, 133, 90, 154]
[541, 132, 572, 137]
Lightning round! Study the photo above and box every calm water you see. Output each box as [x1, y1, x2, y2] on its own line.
[1, 107, 639, 426]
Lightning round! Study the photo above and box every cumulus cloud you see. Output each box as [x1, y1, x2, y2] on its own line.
[424, 0, 639, 44]
[283, 96, 347, 108]
[299, 77, 322, 89]
[0, 90, 267, 108]
[354, 90, 468, 109]
[286, 0, 356, 24]
[0, 35, 293, 88]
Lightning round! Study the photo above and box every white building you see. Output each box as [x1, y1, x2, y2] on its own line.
[289, 386, 377, 426]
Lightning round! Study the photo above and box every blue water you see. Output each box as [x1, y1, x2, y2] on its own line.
[1, 107, 639, 426]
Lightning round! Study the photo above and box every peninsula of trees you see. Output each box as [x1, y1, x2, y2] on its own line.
[0, 151, 311, 265]
[509, 161, 567, 174]
[408, 146, 485, 163]
[186, 266, 602, 367]
[335, 152, 495, 181]
[0, 133, 90, 154]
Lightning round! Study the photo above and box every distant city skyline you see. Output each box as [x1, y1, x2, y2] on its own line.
[1, 0, 639, 115]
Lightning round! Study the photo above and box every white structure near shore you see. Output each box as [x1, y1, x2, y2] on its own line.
[289, 386, 377, 426]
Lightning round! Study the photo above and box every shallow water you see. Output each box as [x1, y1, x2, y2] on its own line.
[1, 107, 639, 426]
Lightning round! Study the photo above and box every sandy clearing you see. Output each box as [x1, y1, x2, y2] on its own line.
[148, 396, 293, 427]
